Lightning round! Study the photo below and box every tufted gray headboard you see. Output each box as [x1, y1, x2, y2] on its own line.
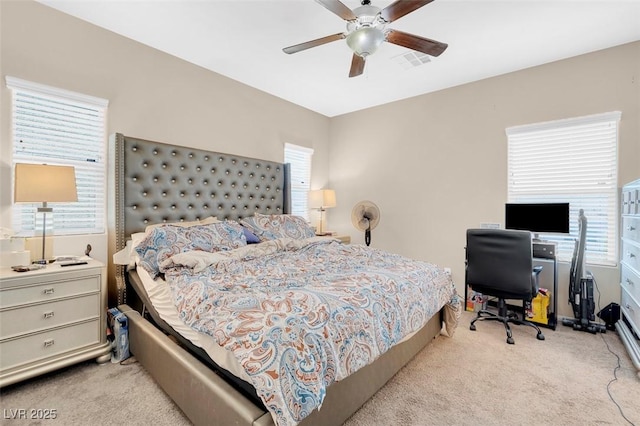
[107, 133, 290, 305]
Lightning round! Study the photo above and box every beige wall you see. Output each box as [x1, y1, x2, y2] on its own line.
[0, 1, 330, 263]
[328, 41, 640, 318]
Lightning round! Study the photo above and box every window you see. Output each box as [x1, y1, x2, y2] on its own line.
[507, 111, 620, 266]
[7, 77, 108, 236]
[284, 143, 313, 221]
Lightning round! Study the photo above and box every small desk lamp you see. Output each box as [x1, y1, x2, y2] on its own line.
[14, 164, 78, 264]
[309, 189, 336, 235]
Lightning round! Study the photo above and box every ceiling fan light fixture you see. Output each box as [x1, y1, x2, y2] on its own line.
[346, 27, 385, 57]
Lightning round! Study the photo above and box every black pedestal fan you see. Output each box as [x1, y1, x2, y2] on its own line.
[351, 201, 380, 246]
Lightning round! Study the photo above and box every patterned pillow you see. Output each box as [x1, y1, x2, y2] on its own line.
[239, 213, 315, 241]
[135, 221, 246, 278]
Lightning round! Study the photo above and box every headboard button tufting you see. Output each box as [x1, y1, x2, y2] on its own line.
[117, 134, 289, 239]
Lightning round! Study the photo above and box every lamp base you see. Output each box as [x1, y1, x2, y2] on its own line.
[25, 236, 53, 264]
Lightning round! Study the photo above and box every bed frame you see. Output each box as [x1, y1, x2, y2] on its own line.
[107, 133, 445, 425]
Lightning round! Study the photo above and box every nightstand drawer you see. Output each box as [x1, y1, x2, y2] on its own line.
[0, 294, 100, 339]
[0, 320, 100, 371]
[0, 275, 100, 309]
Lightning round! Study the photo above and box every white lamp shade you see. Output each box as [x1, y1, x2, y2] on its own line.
[14, 164, 78, 203]
[309, 189, 337, 209]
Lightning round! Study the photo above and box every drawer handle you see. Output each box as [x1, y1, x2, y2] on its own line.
[627, 225, 636, 231]
[627, 278, 635, 286]
[43, 288, 55, 295]
[627, 252, 637, 259]
[43, 339, 55, 348]
[43, 311, 55, 319]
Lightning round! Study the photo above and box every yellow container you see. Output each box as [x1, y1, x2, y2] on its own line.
[530, 293, 550, 324]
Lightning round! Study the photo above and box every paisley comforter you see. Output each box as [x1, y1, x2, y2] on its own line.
[160, 237, 461, 426]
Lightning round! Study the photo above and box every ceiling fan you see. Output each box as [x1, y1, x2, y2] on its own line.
[283, 0, 448, 78]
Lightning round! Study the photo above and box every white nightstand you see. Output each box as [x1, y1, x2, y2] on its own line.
[0, 259, 111, 387]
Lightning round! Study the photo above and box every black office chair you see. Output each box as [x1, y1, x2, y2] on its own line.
[466, 228, 545, 344]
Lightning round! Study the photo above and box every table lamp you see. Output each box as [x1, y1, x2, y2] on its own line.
[309, 189, 336, 235]
[14, 164, 78, 264]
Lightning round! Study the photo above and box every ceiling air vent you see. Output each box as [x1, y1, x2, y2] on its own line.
[393, 51, 431, 69]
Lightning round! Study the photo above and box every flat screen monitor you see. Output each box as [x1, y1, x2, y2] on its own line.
[505, 203, 570, 234]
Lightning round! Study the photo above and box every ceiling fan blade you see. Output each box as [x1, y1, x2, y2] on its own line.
[380, 0, 434, 23]
[283, 33, 346, 54]
[314, 0, 357, 21]
[349, 54, 365, 78]
[385, 29, 448, 57]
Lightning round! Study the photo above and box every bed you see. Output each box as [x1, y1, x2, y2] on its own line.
[107, 133, 461, 426]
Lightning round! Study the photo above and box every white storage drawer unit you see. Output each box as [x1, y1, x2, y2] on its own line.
[618, 179, 640, 378]
[0, 260, 111, 387]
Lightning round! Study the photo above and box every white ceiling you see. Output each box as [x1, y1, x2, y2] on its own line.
[38, 0, 640, 117]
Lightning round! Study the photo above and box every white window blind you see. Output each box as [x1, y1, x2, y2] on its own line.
[507, 111, 620, 266]
[7, 77, 108, 236]
[284, 143, 313, 221]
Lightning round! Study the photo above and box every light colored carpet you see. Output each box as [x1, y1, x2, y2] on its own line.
[1, 311, 638, 425]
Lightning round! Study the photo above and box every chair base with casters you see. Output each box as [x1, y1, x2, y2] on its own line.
[470, 298, 545, 344]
